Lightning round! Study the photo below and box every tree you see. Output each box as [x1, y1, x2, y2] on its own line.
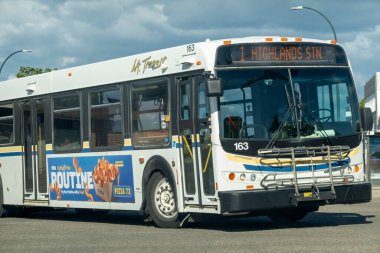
[16, 66, 57, 78]
[359, 98, 365, 109]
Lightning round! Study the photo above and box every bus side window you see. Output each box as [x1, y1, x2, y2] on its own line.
[90, 87, 123, 150]
[131, 80, 170, 147]
[53, 93, 82, 152]
[0, 103, 14, 145]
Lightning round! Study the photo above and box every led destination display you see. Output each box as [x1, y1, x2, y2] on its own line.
[216, 43, 348, 66]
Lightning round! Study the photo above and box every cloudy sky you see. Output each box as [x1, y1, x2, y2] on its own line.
[0, 0, 379, 98]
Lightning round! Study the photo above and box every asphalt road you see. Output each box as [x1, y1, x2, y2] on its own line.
[1, 190, 379, 253]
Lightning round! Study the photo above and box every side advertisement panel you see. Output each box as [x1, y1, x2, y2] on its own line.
[47, 155, 135, 203]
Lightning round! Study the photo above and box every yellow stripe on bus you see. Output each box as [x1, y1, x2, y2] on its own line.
[226, 146, 359, 166]
[124, 139, 132, 146]
[0, 146, 23, 153]
[45, 144, 53, 151]
[83, 141, 90, 149]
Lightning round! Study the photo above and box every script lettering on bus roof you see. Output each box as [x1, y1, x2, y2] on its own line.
[131, 56, 167, 75]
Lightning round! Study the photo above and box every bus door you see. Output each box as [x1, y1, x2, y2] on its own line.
[21, 98, 48, 201]
[178, 75, 216, 208]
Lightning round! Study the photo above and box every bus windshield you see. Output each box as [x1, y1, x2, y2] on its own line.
[217, 68, 360, 143]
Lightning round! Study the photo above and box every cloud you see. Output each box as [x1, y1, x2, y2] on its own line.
[341, 25, 380, 97]
[0, 0, 379, 100]
[343, 25, 380, 61]
[61, 56, 77, 66]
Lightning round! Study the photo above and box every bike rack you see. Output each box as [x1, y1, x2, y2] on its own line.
[258, 145, 353, 204]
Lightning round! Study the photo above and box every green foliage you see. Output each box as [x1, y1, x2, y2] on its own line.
[16, 66, 57, 78]
[359, 98, 365, 109]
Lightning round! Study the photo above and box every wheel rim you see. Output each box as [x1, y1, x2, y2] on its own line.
[154, 178, 177, 218]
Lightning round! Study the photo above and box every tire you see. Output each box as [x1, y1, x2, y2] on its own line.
[0, 178, 7, 217]
[0, 206, 6, 217]
[146, 172, 181, 228]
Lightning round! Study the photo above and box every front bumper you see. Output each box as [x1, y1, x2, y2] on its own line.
[218, 182, 372, 213]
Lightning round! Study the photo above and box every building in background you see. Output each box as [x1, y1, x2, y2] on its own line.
[364, 72, 380, 185]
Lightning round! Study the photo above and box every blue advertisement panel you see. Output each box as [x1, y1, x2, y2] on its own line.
[48, 155, 135, 203]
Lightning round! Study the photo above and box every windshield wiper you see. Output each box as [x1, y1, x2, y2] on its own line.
[265, 70, 334, 149]
[265, 104, 294, 149]
[265, 80, 297, 149]
[266, 69, 301, 149]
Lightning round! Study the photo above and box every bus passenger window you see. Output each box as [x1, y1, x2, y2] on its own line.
[53, 94, 81, 152]
[90, 87, 123, 149]
[131, 81, 170, 147]
[0, 103, 14, 145]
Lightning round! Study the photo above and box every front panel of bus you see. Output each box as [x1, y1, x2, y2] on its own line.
[211, 42, 371, 213]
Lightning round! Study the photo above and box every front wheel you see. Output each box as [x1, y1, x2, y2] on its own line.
[146, 172, 181, 228]
[0, 204, 6, 217]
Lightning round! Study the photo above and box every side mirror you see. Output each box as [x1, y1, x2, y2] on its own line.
[360, 107, 373, 131]
[206, 78, 223, 97]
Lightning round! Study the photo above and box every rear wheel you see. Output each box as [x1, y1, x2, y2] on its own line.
[0, 203, 6, 218]
[0, 178, 7, 217]
[146, 172, 181, 228]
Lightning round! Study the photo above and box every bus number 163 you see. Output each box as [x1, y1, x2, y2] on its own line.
[234, 142, 249, 151]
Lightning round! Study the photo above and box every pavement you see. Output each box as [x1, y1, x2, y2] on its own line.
[373, 186, 380, 198]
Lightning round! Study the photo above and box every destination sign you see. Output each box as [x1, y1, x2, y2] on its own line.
[216, 43, 348, 66]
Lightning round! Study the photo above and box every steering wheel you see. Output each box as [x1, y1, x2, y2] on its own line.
[311, 108, 332, 122]
[239, 124, 268, 139]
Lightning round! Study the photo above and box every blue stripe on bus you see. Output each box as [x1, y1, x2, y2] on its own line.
[82, 148, 91, 153]
[0, 152, 22, 157]
[172, 141, 181, 148]
[172, 141, 201, 149]
[243, 159, 350, 172]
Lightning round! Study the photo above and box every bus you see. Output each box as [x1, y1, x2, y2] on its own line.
[0, 36, 373, 228]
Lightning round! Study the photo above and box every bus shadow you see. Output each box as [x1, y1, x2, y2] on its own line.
[184, 212, 375, 232]
[20, 209, 148, 227]
[18, 209, 374, 232]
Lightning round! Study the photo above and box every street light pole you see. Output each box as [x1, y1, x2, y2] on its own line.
[0, 49, 32, 75]
[290, 6, 337, 42]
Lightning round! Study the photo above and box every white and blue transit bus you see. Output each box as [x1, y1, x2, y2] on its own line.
[0, 36, 373, 227]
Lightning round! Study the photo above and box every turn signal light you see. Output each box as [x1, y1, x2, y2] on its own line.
[229, 173, 235, 180]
